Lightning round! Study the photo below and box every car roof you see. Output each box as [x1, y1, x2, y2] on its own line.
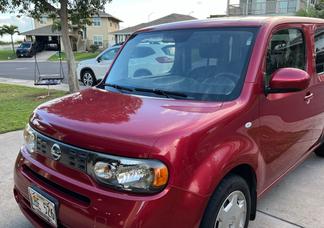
[135, 16, 324, 33]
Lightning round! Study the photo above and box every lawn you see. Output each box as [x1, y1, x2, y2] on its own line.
[0, 50, 16, 60]
[0, 83, 66, 133]
[48, 51, 100, 61]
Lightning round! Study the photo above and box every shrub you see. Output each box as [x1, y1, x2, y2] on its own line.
[89, 44, 99, 53]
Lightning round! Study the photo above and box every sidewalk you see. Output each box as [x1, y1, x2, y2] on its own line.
[0, 76, 86, 91]
[1, 130, 323, 227]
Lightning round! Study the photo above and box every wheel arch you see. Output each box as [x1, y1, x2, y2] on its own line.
[199, 163, 258, 224]
[225, 164, 257, 220]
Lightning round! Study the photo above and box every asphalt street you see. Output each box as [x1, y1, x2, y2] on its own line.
[0, 62, 68, 83]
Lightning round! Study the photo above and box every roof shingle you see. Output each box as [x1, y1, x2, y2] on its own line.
[114, 13, 196, 34]
[20, 25, 61, 36]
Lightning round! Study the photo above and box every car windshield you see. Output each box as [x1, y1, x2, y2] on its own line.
[19, 43, 31, 48]
[104, 27, 258, 101]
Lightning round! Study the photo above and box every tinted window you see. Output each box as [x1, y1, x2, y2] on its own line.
[101, 48, 118, 61]
[131, 46, 155, 58]
[105, 28, 257, 101]
[19, 43, 32, 48]
[162, 45, 175, 56]
[266, 29, 306, 77]
[315, 29, 324, 74]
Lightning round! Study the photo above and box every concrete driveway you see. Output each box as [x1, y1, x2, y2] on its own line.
[1, 130, 323, 227]
[14, 51, 57, 62]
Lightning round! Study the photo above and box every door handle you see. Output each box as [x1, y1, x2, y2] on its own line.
[304, 92, 314, 104]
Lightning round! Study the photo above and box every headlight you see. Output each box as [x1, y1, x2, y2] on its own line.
[23, 124, 36, 153]
[89, 153, 169, 193]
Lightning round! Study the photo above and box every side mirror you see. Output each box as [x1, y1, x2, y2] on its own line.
[97, 57, 101, 63]
[266, 68, 310, 94]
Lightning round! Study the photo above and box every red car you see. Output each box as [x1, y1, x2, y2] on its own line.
[14, 17, 324, 228]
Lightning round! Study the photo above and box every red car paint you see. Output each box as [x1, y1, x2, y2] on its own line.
[14, 17, 324, 227]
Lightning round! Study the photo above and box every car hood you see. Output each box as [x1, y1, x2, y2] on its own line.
[30, 88, 225, 156]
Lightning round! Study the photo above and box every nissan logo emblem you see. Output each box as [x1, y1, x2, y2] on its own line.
[51, 144, 62, 160]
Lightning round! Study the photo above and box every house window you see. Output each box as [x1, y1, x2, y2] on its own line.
[93, 35, 103, 47]
[40, 16, 47, 24]
[277, 1, 288, 13]
[92, 17, 101, 26]
[110, 21, 112, 27]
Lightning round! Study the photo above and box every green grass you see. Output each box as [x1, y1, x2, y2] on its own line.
[48, 51, 100, 61]
[0, 50, 16, 60]
[0, 84, 66, 133]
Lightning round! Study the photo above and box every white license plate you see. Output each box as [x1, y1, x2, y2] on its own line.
[28, 187, 58, 227]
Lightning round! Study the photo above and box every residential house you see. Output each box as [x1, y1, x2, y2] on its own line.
[228, 0, 317, 16]
[21, 12, 122, 52]
[114, 13, 196, 43]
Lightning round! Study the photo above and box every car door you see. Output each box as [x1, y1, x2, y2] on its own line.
[307, 26, 324, 147]
[95, 48, 119, 79]
[259, 26, 318, 187]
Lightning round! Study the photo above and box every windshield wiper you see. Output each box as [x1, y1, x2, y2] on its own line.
[133, 87, 188, 99]
[102, 83, 187, 99]
[102, 83, 134, 92]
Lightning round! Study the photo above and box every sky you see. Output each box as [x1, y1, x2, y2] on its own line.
[0, 0, 233, 42]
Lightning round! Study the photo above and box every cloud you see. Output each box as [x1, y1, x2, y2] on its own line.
[105, 0, 228, 28]
[0, 13, 33, 42]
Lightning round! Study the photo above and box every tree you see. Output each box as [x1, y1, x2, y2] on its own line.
[1, 0, 110, 93]
[1, 25, 19, 54]
[296, 0, 324, 18]
[0, 26, 4, 37]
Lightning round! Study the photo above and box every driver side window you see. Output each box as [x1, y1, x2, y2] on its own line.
[265, 28, 306, 83]
[101, 48, 118, 61]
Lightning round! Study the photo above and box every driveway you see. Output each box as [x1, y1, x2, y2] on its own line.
[1, 130, 323, 227]
[12, 50, 57, 62]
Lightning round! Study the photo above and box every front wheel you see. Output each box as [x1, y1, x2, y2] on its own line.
[200, 175, 251, 228]
[81, 70, 96, 87]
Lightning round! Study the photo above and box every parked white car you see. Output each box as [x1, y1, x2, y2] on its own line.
[77, 43, 175, 86]
[77, 46, 120, 86]
[127, 43, 175, 78]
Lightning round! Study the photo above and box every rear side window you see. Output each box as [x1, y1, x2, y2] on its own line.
[131, 46, 155, 58]
[101, 48, 118, 61]
[162, 45, 175, 56]
[315, 29, 324, 74]
[266, 28, 306, 77]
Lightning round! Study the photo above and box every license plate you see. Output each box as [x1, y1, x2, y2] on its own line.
[28, 187, 58, 227]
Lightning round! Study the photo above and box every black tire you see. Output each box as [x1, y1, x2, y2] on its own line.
[200, 175, 251, 228]
[81, 70, 96, 87]
[314, 143, 324, 157]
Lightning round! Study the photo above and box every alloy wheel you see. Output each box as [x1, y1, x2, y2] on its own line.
[214, 190, 247, 228]
[83, 72, 94, 86]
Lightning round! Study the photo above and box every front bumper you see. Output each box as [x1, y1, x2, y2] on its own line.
[14, 149, 207, 228]
[16, 50, 31, 57]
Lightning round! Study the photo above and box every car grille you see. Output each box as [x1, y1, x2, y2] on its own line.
[35, 132, 89, 173]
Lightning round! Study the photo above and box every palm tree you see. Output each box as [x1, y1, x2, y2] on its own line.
[0, 26, 4, 37]
[2, 25, 19, 54]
